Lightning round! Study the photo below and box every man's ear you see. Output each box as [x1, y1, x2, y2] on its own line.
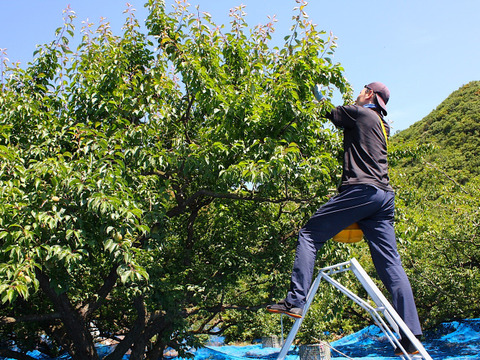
[365, 89, 375, 100]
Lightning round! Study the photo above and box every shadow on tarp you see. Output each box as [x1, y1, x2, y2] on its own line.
[1, 319, 480, 360]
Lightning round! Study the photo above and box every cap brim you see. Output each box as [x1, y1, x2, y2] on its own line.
[376, 95, 388, 116]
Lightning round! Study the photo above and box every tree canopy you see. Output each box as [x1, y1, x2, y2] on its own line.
[2, 0, 479, 358]
[0, 1, 353, 359]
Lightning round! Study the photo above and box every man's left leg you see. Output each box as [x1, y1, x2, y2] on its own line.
[359, 190, 422, 354]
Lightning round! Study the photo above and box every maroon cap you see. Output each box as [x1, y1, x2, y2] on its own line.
[366, 82, 390, 116]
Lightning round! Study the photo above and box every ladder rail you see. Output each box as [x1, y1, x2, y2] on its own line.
[312, 271, 405, 355]
[275, 258, 432, 360]
[349, 259, 431, 360]
[320, 272, 377, 313]
[275, 262, 325, 360]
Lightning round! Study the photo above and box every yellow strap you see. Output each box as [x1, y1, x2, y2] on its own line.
[377, 113, 388, 147]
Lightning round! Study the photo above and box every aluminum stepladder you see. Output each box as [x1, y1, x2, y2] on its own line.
[276, 258, 432, 360]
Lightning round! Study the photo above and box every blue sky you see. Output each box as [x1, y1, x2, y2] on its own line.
[1, 0, 479, 132]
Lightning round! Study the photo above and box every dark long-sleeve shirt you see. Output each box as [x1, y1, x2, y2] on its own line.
[327, 105, 393, 192]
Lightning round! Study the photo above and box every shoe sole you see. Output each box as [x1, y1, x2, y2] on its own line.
[266, 308, 302, 319]
[395, 350, 419, 356]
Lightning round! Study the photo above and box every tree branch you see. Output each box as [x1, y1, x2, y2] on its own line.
[104, 296, 146, 360]
[142, 312, 170, 340]
[179, 93, 196, 144]
[192, 305, 223, 334]
[425, 161, 470, 194]
[0, 313, 60, 324]
[80, 264, 119, 318]
[167, 189, 313, 217]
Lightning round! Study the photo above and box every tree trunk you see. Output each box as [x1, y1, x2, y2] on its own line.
[104, 296, 147, 360]
[129, 335, 148, 360]
[35, 268, 100, 360]
[145, 338, 165, 360]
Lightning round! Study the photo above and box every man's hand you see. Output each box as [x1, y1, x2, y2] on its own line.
[313, 84, 324, 101]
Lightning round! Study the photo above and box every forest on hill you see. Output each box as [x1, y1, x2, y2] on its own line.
[392, 81, 480, 179]
[388, 80, 480, 329]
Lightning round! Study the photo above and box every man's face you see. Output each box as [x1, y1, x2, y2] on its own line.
[355, 87, 371, 106]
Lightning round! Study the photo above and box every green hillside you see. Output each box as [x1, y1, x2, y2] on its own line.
[388, 81, 480, 327]
[392, 81, 480, 180]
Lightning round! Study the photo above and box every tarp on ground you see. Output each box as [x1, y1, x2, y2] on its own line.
[206, 319, 480, 360]
[327, 318, 480, 359]
[1, 319, 480, 359]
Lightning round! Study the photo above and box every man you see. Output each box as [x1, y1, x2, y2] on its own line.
[267, 82, 422, 355]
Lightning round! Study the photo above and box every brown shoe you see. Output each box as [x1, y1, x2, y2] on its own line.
[394, 337, 420, 356]
[266, 300, 303, 319]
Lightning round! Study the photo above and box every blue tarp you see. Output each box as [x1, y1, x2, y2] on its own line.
[327, 318, 480, 359]
[2, 319, 480, 359]
[205, 319, 480, 360]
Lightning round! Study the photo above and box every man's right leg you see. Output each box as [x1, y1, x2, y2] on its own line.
[268, 185, 384, 316]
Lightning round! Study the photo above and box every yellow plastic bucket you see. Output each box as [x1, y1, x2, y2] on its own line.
[332, 223, 363, 243]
